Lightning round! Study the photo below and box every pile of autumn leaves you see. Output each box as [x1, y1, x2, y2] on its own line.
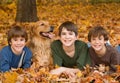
[0, 65, 120, 83]
[0, 66, 81, 83]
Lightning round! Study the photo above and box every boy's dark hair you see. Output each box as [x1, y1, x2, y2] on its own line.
[58, 21, 78, 36]
[7, 25, 28, 45]
[88, 26, 108, 42]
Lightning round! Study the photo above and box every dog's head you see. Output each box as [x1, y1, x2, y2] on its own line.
[30, 21, 54, 39]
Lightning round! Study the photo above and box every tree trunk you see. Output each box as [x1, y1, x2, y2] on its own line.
[15, 0, 39, 22]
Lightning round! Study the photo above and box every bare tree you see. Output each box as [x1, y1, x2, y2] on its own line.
[15, 0, 39, 22]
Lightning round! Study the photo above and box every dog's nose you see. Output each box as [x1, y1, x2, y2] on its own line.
[50, 26, 54, 32]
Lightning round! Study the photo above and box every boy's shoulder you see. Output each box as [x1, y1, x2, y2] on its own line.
[76, 40, 87, 45]
[106, 45, 118, 53]
[51, 40, 61, 45]
[116, 45, 120, 48]
[1, 45, 10, 51]
[23, 46, 32, 51]
[0, 46, 12, 56]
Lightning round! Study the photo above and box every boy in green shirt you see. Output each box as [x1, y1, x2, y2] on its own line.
[50, 21, 91, 77]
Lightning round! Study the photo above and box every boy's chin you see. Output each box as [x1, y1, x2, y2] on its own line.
[15, 49, 24, 54]
[94, 48, 102, 52]
[93, 47, 102, 51]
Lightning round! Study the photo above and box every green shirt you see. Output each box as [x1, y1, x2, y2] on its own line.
[51, 40, 91, 70]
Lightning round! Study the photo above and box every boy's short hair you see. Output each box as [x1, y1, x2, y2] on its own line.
[7, 25, 28, 45]
[58, 21, 78, 36]
[88, 26, 108, 42]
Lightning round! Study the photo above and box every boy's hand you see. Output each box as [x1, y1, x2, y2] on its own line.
[50, 67, 66, 75]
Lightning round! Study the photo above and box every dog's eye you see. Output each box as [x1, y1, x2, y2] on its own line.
[40, 23, 44, 26]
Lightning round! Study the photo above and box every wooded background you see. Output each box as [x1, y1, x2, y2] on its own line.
[0, 0, 120, 48]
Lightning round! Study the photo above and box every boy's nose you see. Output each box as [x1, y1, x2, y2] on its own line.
[65, 34, 70, 38]
[17, 41, 21, 44]
[95, 40, 99, 43]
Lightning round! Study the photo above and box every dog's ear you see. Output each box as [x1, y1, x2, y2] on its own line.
[29, 23, 36, 36]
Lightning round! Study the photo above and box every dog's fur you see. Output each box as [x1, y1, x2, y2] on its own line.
[28, 21, 54, 67]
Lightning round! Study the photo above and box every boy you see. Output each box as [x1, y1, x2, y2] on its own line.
[88, 26, 119, 72]
[50, 21, 91, 77]
[0, 25, 32, 72]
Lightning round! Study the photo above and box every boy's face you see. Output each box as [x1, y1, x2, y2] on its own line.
[60, 28, 77, 47]
[10, 37, 26, 55]
[90, 35, 106, 52]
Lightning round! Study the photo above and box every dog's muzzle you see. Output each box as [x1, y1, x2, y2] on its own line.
[40, 26, 54, 39]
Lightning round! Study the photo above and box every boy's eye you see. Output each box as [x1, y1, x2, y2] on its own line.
[69, 32, 74, 35]
[99, 38, 102, 40]
[99, 37, 103, 40]
[14, 39, 17, 41]
[20, 38, 25, 41]
[12, 38, 17, 41]
[61, 32, 66, 35]
[61, 32, 74, 35]
[91, 38, 95, 40]
[40, 23, 44, 26]
[12, 38, 25, 41]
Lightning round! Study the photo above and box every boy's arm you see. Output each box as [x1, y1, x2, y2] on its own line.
[0, 51, 10, 72]
[51, 42, 63, 66]
[110, 50, 120, 65]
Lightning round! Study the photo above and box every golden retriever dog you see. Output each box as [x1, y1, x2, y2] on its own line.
[29, 21, 54, 68]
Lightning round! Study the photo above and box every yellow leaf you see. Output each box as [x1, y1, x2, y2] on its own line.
[76, 71, 82, 78]
[55, 64, 60, 68]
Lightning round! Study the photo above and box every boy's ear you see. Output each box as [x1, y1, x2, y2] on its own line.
[104, 40, 107, 44]
[76, 35, 79, 39]
[9, 41, 11, 45]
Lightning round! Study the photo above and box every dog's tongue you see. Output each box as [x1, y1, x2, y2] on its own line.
[42, 33, 55, 38]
